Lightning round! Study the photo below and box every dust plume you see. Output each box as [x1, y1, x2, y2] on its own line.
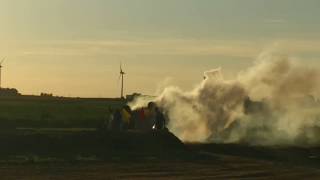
[130, 51, 320, 146]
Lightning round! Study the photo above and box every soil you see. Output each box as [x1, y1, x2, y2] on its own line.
[0, 130, 319, 179]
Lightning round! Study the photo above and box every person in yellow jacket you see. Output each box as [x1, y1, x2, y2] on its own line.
[121, 105, 132, 130]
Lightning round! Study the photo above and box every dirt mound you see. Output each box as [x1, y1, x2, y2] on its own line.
[0, 130, 189, 161]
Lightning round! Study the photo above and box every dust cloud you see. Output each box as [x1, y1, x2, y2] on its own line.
[130, 51, 320, 146]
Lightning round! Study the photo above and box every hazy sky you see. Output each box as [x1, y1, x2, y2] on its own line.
[0, 0, 320, 97]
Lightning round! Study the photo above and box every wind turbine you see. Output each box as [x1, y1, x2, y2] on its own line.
[119, 62, 126, 99]
[0, 57, 5, 89]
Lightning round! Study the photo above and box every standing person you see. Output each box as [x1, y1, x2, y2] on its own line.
[147, 102, 157, 130]
[121, 105, 132, 130]
[103, 108, 113, 131]
[154, 107, 166, 130]
[126, 106, 135, 129]
[134, 107, 147, 131]
[111, 109, 122, 131]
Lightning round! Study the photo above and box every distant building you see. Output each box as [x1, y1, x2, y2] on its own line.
[40, 93, 54, 97]
[0, 88, 20, 96]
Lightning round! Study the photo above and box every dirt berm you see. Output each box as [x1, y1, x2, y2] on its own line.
[0, 130, 190, 161]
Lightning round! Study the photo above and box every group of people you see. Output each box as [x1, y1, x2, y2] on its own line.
[106, 102, 167, 132]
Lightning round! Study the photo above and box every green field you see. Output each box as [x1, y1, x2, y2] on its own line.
[0, 95, 125, 128]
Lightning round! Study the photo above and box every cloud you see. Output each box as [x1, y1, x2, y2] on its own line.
[269, 39, 320, 55]
[15, 39, 260, 58]
[7, 38, 320, 60]
[264, 18, 287, 24]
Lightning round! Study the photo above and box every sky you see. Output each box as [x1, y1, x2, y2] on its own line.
[0, 0, 320, 97]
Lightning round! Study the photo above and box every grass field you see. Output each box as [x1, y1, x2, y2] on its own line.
[0, 95, 125, 128]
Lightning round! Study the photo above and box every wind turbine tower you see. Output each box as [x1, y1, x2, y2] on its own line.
[120, 63, 126, 99]
[0, 58, 5, 89]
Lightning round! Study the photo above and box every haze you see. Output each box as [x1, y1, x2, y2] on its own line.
[0, 0, 320, 97]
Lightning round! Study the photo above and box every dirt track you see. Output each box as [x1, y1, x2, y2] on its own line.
[1, 131, 320, 179]
[1, 155, 320, 180]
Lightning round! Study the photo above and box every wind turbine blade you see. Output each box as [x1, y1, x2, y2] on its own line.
[0, 57, 5, 65]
